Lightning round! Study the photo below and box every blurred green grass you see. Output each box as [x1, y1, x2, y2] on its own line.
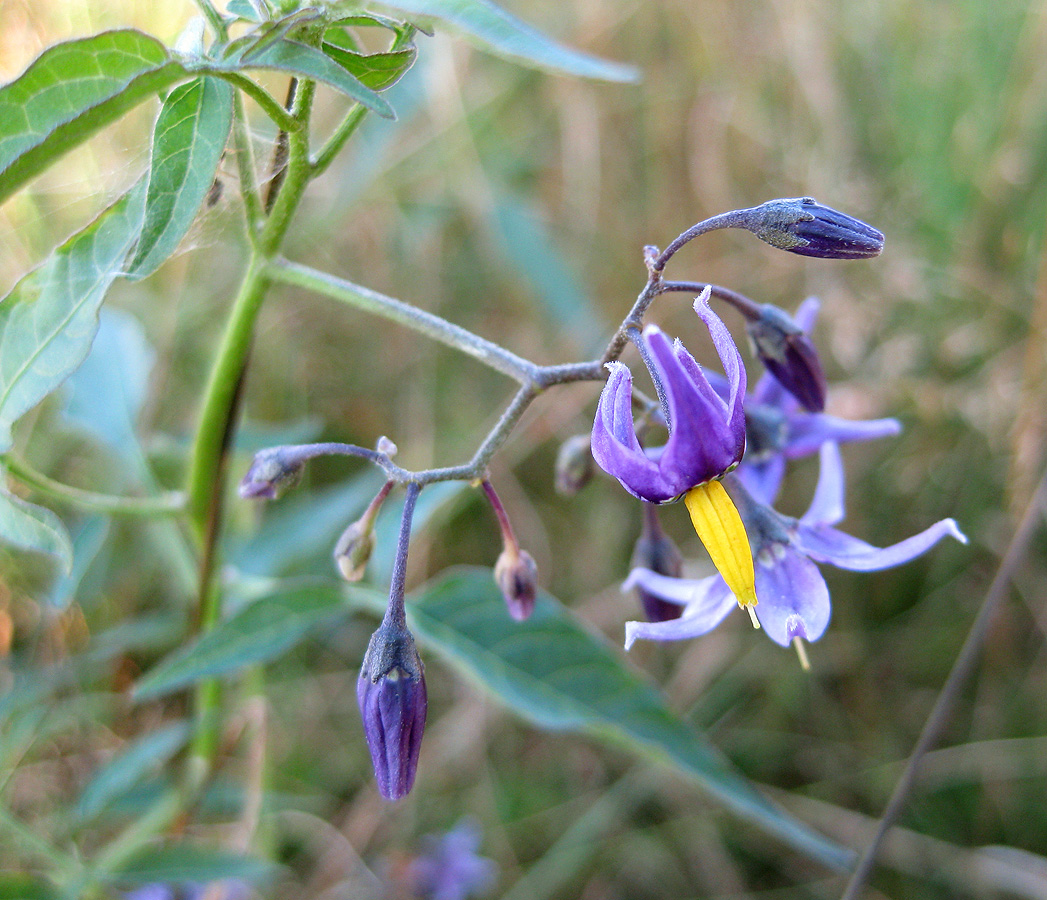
[2, 0, 1047, 897]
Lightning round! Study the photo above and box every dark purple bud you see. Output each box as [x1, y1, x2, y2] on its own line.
[357, 622, 427, 800]
[747, 197, 884, 260]
[554, 434, 594, 496]
[631, 504, 684, 622]
[238, 446, 305, 500]
[746, 304, 827, 412]
[494, 547, 539, 621]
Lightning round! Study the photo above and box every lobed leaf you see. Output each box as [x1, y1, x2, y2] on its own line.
[126, 76, 233, 279]
[132, 582, 355, 700]
[0, 184, 146, 454]
[403, 567, 853, 870]
[0, 484, 73, 573]
[372, 0, 639, 82]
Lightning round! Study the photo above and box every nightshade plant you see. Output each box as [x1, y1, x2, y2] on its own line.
[0, 0, 968, 895]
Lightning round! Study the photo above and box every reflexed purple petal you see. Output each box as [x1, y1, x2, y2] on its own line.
[622, 569, 734, 649]
[591, 363, 671, 502]
[801, 441, 846, 526]
[795, 517, 967, 572]
[785, 413, 901, 459]
[624, 578, 736, 650]
[736, 454, 786, 505]
[752, 548, 831, 646]
[693, 293, 747, 442]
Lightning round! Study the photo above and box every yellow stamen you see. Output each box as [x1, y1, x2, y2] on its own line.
[684, 480, 758, 608]
[793, 636, 811, 671]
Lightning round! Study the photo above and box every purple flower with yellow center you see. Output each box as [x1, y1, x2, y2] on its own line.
[624, 442, 966, 663]
[592, 290, 758, 613]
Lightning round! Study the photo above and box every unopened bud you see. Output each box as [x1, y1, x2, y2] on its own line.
[746, 304, 827, 412]
[747, 197, 884, 260]
[238, 446, 305, 500]
[357, 622, 427, 801]
[334, 520, 376, 582]
[632, 506, 684, 622]
[494, 547, 539, 621]
[554, 435, 594, 496]
[376, 435, 398, 456]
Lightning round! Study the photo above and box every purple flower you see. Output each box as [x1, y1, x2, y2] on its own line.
[709, 298, 901, 504]
[357, 622, 428, 800]
[408, 818, 497, 900]
[630, 503, 685, 622]
[624, 442, 966, 650]
[591, 293, 746, 503]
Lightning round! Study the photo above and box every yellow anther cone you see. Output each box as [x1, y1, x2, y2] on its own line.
[684, 480, 758, 608]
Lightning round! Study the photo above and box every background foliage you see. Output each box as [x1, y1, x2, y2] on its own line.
[1, 0, 1046, 898]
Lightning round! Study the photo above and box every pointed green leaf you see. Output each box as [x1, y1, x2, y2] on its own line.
[133, 582, 352, 700]
[110, 844, 274, 883]
[372, 0, 639, 82]
[242, 39, 396, 118]
[0, 876, 60, 900]
[0, 184, 146, 453]
[127, 76, 233, 278]
[77, 722, 190, 820]
[321, 42, 417, 90]
[0, 30, 181, 204]
[0, 485, 73, 572]
[404, 568, 852, 870]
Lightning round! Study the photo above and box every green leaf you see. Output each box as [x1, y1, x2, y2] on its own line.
[0, 184, 146, 454]
[133, 582, 353, 700]
[127, 76, 233, 278]
[321, 41, 417, 90]
[227, 0, 267, 23]
[371, 0, 639, 82]
[45, 515, 109, 609]
[241, 39, 396, 118]
[77, 722, 190, 820]
[0, 485, 73, 573]
[404, 568, 853, 870]
[0, 30, 180, 204]
[111, 844, 274, 883]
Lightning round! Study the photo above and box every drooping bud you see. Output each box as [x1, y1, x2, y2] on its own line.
[334, 521, 376, 582]
[746, 197, 884, 260]
[746, 304, 827, 412]
[554, 434, 594, 496]
[494, 546, 539, 621]
[357, 621, 427, 801]
[631, 504, 684, 622]
[238, 446, 305, 500]
[334, 481, 394, 582]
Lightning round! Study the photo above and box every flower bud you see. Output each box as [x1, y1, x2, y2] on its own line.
[238, 446, 304, 500]
[334, 520, 376, 582]
[494, 547, 539, 621]
[631, 506, 684, 622]
[357, 622, 427, 800]
[746, 304, 827, 412]
[747, 197, 884, 259]
[554, 434, 594, 496]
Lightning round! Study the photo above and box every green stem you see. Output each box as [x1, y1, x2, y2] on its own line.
[312, 103, 368, 176]
[219, 72, 303, 134]
[3, 455, 185, 517]
[266, 257, 539, 383]
[184, 79, 317, 783]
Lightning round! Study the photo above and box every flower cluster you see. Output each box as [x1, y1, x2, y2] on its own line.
[590, 209, 965, 663]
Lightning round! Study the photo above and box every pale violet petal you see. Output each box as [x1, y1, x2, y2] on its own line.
[795, 518, 967, 572]
[801, 441, 846, 526]
[752, 548, 831, 646]
[624, 579, 735, 650]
